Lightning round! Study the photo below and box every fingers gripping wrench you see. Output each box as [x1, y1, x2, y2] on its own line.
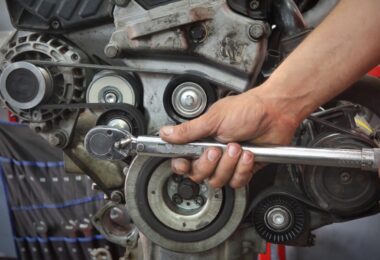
[84, 127, 380, 172]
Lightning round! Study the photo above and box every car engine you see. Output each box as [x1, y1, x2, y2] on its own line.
[1, 0, 380, 259]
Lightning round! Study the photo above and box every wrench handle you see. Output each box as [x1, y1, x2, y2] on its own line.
[135, 136, 380, 172]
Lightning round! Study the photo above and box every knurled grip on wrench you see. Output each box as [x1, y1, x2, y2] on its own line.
[84, 126, 380, 172]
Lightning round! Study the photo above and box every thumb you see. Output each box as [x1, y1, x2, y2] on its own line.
[160, 115, 214, 144]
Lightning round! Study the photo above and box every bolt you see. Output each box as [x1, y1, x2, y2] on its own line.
[110, 191, 124, 203]
[172, 174, 183, 183]
[340, 172, 352, 184]
[249, 0, 260, 10]
[189, 24, 207, 43]
[114, 0, 129, 7]
[51, 19, 61, 29]
[104, 92, 118, 103]
[48, 134, 61, 147]
[194, 195, 205, 206]
[172, 194, 183, 205]
[136, 143, 145, 152]
[249, 24, 265, 40]
[48, 132, 66, 147]
[105, 43, 120, 58]
[185, 95, 195, 106]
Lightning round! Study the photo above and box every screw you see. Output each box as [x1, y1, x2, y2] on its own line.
[172, 194, 183, 205]
[249, 24, 265, 40]
[194, 195, 205, 206]
[189, 24, 207, 43]
[105, 43, 120, 58]
[249, 0, 260, 10]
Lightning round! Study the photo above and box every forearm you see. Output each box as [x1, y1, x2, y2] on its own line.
[256, 0, 380, 124]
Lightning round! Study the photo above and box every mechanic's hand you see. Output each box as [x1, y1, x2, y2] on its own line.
[160, 86, 301, 189]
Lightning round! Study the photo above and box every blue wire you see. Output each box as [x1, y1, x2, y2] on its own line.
[11, 194, 104, 211]
[14, 234, 106, 243]
[0, 120, 27, 127]
[0, 156, 64, 168]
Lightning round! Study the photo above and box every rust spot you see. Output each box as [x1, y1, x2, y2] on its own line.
[189, 7, 214, 22]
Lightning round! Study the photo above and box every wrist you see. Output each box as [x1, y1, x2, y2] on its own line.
[250, 80, 318, 127]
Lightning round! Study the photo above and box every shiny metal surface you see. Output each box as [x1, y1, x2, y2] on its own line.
[171, 82, 208, 119]
[265, 207, 292, 231]
[125, 155, 247, 253]
[116, 132, 380, 172]
[107, 119, 132, 132]
[146, 160, 223, 232]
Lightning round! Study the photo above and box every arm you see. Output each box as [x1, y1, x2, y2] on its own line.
[160, 0, 380, 188]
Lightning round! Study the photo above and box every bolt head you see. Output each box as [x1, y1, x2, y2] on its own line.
[172, 174, 183, 183]
[105, 44, 119, 58]
[195, 196, 205, 206]
[249, 0, 260, 10]
[189, 25, 207, 43]
[249, 24, 265, 40]
[104, 92, 118, 103]
[172, 194, 183, 204]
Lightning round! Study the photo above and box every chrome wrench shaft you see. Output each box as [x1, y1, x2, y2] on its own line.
[128, 135, 380, 172]
[84, 127, 380, 172]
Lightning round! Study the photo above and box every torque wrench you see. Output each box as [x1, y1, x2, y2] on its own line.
[85, 127, 380, 172]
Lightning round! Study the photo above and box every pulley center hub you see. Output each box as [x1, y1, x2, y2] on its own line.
[0, 61, 53, 110]
[172, 82, 207, 118]
[265, 207, 292, 231]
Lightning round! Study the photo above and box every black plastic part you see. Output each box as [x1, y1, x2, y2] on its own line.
[96, 105, 147, 136]
[6, 0, 114, 32]
[253, 195, 307, 244]
[163, 75, 217, 123]
[135, 0, 180, 10]
[6, 68, 39, 103]
[135, 157, 236, 243]
[227, 0, 271, 20]
[302, 134, 379, 216]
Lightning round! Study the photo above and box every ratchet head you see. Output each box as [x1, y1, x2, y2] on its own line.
[84, 126, 136, 160]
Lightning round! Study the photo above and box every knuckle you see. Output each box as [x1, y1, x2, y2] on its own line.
[189, 174, 205, 184]
[192, 159, 213, 178]
[209, 177, 224, 188]
[172, 158, 190, 174]
[177, 121, 191, 137]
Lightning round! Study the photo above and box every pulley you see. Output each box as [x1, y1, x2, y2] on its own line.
[0, 33, 88, 126]
[253, 195, 307, 244]
[301, 133, 379, 216]
[96, 105, 146, 136]
[124, 156, 247, 253]
[164, 76, 216, 122]
[86, 70, 141, 107]
[0, 62, 53, 110]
